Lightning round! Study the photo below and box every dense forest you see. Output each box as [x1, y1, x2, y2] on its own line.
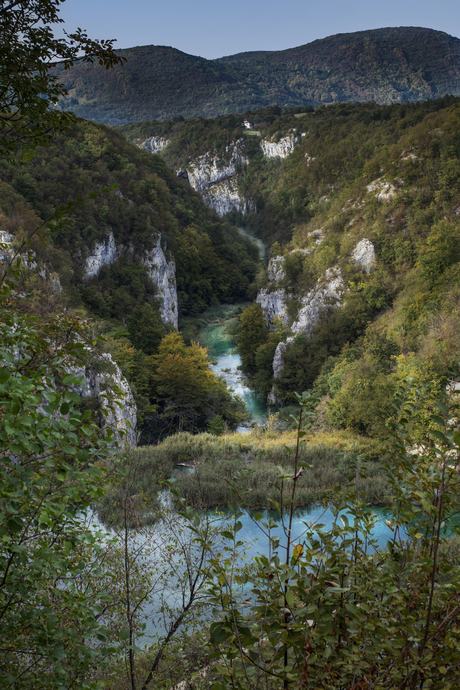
[53, 27, 460, 124]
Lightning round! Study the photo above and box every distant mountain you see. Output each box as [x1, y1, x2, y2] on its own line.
[53, 27, 460, 125]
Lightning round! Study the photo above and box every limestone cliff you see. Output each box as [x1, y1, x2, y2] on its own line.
[185, 139, 249, 215]
[352, 239, 376, 273]
[142, 236, 178, 329]
[291, 267, 344, 335]
[201, 177, 253, 216]
[141, 136, 170, 154]
[75, 353, 137, 447]
[257, 251, 345, 395]
[260, 133, 300, 159]
[84, 232, 118, 278]
[83, 232, 178, 329]
[139, 136, 251, 217]
[256, 288, 288, 326]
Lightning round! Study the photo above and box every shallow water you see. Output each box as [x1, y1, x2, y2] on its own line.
[210, 350, 267, 430]
[196, 307, 268, 430]
[89, 502, 403, 643]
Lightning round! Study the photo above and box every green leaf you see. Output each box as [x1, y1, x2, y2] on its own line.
[0, 367, 10, 383]
[430, 429, 447, 443]
[285, 590, 295, 609]
[210, 622, 228, 645]
[268, 498, 281, 513]
[60, 402, 70, 415]
[119, 628, 130, 641]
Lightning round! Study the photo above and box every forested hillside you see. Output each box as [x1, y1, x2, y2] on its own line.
[123, 96, 460, 441]
[0, 120, 257, 439]
[53, 27, 460, 124]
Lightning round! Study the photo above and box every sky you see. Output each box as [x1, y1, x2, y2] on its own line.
[58, 0, 460, 59]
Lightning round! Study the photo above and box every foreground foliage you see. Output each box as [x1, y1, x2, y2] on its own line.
[0, 297, 119, 688]
[203, 385, 460, 689]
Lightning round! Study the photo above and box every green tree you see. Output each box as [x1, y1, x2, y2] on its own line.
[0, 0, 123, 160]
[236, 303, 268, 375]
[418, 219, 460, 285]
[152, 332, 219, 431]
[0, 306, 121, 689]
[152, 332, 247, 434]
[127, 302, 167, 356]
[0, 3, 127, 686]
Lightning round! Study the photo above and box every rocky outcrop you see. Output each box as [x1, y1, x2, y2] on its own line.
[140, 138, 251, 216]
[75, 353, 137, 447]
[273, 338, 293, 379]
[352, 239, 375, 273]
[83, 231, 178, 329]
[187, 140, 247, 192]
[268, 255, 285, 282]
[85, 232, 118, 278]
[256, 288, 288, 326]
[0, 230, 14, 269]
[260, 133, 299, 159]
[291, 267, 343, 335]
[141, 136, 170, 154]
[201, 177, 250, 216]
[185, 140, 249, 216]
[367, 177, 403, 203]
[142, 237, 178, 329]
[262, 267, 344, 389]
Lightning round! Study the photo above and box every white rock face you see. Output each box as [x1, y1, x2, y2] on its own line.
[201, 177, 250, 216]
[366, 178, 401, 203]
[352, 239, 376, 273]
[268, 255, 285, 282]
[184, 139, 249, 216]
[143, 236, 178, 329]
[187, 140, 247, 191]
[83, 231, 178, 329]
[141, 136, 171, 154]
[260, 133, 299, 159]
[256, 288, 288, 326]
[0, 230, 14, 269]
[291, 267, 343, 335]
[267, 248, 313, 284]
[141, 138, 251, 217]
[75, 353, 137, 447]
[267, 268, 344, 385]
[85, 232, 118, 279]
[272, 337, 294, 378]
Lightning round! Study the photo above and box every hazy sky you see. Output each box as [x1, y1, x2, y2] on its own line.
[58, 0, 460, 59]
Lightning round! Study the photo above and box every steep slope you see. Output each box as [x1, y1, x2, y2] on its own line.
[125, 96, 460, 439]
[0, 120, 259, 441]
[53, 28, 460, 125]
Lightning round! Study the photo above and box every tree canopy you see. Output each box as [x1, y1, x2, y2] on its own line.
[0, 0, 123, 160]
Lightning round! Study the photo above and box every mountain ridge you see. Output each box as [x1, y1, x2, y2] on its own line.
[53, 27, 460, 125]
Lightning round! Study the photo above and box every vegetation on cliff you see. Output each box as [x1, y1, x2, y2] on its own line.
[137, 95, 460, 442]
[0, 116, 259, 439]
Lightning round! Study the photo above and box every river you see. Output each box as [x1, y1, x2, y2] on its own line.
[198, 318, 267, 431]
[196, 225, 268, 431]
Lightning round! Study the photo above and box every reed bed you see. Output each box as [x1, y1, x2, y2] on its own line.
[99, 430, 389, 522]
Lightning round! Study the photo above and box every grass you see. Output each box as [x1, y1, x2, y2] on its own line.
[97, 429, 389, 525]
